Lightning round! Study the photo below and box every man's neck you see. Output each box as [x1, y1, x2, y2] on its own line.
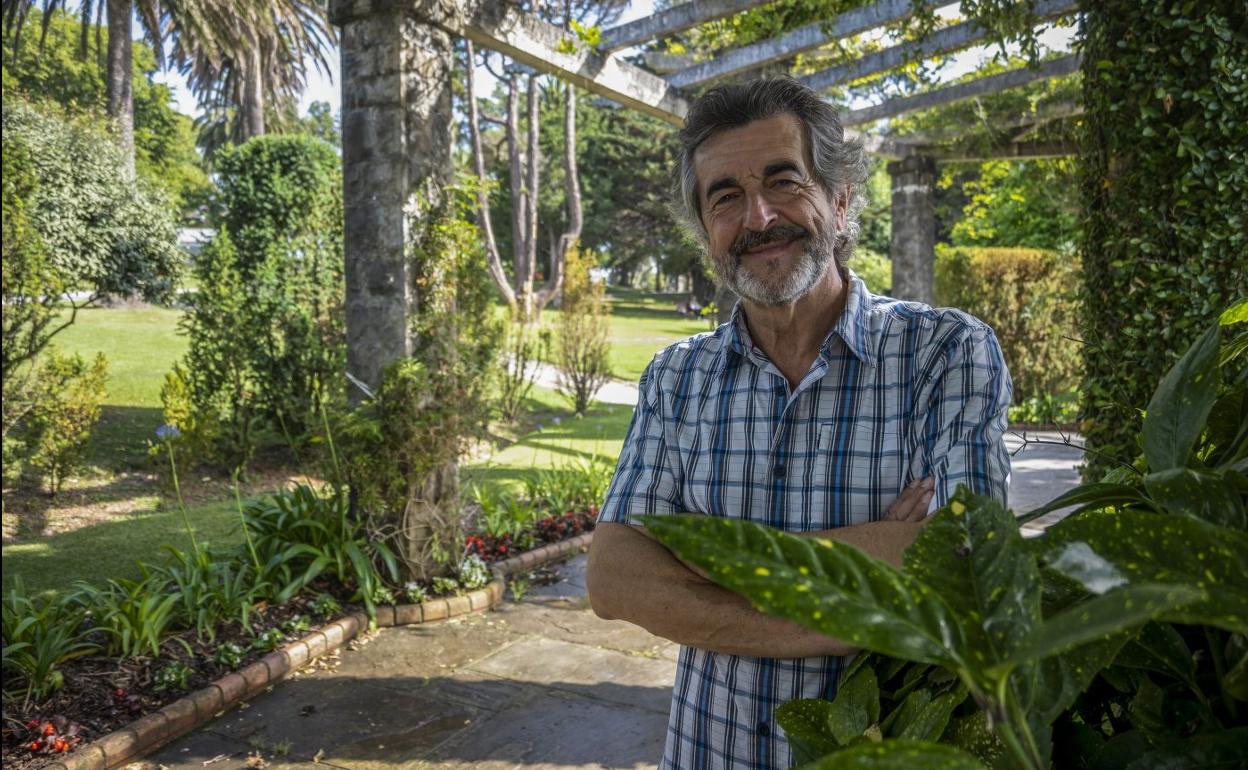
[740, 267, 849, 390]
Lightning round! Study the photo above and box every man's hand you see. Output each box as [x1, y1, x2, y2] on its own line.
[884, 477, 934, 522]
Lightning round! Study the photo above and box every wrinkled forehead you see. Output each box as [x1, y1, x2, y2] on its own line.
[691, 113, 811, 197]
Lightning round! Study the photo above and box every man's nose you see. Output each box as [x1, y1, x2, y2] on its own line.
[742, 190, 778, 232]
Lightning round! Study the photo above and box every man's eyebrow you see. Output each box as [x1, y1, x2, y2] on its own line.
[763, 161, 801, 177]
[704, 175, 739, 200]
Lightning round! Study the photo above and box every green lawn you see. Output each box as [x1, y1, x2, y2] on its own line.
[54, 305, 187, 470]
[6, 291, 708, 598]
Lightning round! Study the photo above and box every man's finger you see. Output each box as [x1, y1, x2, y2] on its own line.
[885, 478, 934, 522]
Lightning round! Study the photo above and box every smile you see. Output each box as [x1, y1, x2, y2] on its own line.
[742, 237, 800, 260]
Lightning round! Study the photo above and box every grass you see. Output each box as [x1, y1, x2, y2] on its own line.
[53, 305, 187, 470]
[1, 495, 255, 599]
[541, 287, 711, 381]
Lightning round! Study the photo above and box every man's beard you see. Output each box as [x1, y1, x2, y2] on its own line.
[708, 224, 837, 306]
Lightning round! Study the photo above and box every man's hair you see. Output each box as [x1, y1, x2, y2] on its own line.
[674, 78, 869, 267]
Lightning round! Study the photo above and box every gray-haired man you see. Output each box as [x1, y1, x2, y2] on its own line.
[587, 78, 1012, 769]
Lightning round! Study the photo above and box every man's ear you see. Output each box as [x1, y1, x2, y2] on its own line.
[834, 187, 849, 230]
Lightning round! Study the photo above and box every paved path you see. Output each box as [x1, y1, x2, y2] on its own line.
[146, 421, 1084, 770]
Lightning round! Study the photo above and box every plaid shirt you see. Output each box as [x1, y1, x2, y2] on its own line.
[597, 274, 1012, 769]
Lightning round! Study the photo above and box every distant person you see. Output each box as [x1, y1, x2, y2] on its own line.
[587, 78, 1011, 769]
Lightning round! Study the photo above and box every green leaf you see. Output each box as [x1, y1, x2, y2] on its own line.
[1224, 634, 1248, 701]
[896, 686, 967, 742]
[1220, 299, 1248, 326]
[641, 515, 968, 668]
[996, 584, 1204, 671]
[1014, 483, 1148, 525]
[830, 666, 881, 744]
[1142, 322, 1222, 472]
[794, 739, 986, 770]
[1038, 510, 1248, 634]
[1115, 621, 1197, 689]
[1143, 468, 1246, 528]
[904, 488, 1041, 683]
[777, 699, 841, 764]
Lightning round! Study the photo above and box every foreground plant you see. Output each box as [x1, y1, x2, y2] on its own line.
[644, 305, 1248, 768]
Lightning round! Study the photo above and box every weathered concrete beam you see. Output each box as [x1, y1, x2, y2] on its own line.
[667, 0, 916, 89]
[800, 0, 1076, 93]
[925, 139, 1077, 162]
[599, 0, 773, 52]
[458, 4, 690, 126]
[843, 54, 1082, 126]
[889, 100, 1081, 144]
[888, 154, 936, 304]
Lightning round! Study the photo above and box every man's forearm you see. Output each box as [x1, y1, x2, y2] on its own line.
[587, 522, 857, 658]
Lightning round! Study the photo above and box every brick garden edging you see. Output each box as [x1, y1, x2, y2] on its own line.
[46, 530, 596, 770]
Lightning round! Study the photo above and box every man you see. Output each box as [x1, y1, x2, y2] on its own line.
[586, 78, 1011, 769]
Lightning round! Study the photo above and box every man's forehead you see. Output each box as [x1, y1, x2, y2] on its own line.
[692, 114, 808, 188]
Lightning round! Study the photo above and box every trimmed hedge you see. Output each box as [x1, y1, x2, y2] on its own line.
[1078, 0, 1248, 477]
[935, 245, 1080, 403]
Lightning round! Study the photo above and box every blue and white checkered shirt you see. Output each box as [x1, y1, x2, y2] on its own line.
[597, 274, 1012, 769]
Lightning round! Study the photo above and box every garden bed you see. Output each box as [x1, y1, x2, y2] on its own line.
[2, 526, 597, 770]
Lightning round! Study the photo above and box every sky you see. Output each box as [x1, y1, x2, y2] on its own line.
[153, 1, 1074, 120]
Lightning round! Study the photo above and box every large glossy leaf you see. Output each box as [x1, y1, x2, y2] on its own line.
[1030, 632, 1133, 725]
[830, 666, 880, 744]
[996, 584, 1206, 671]
[1142, 322, 1221, 472]
[904, 489, 1041, 680]
[896, 685, 966, 742]
[1143, 468, 1246, 529]
[794, 739, 986, 770]
[641, 515, 969, 668]
[1115, 621, 1197, 690]
[1015, 482, 1149, 525]
[1037, 510, 1248, 634]
[776, 699, 840, 764]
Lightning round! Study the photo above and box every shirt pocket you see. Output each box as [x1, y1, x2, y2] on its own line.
[813, 421, 905, 524]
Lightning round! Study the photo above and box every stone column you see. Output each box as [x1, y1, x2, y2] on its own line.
[887, 154, 936, 305]
[332, 0, 457, 399]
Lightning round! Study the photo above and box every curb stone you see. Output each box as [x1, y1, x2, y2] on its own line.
[46, 531, 596, 770]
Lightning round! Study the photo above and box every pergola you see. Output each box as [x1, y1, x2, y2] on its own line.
[327, 0, 1080, 390]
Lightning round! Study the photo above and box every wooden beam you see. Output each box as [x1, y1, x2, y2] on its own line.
[891, 100, 1082, 144]
[599, 0, 773, 52]
[842, 54, 1082, 126]
[456, 4, 689, 126]
[926, 139, 1077, 161]
[800, 0, 1076, 93]
[667, 0, 917, 89]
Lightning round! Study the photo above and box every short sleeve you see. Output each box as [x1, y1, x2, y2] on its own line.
[597, 357, 685, 526]
[917, 324, 1013, 511]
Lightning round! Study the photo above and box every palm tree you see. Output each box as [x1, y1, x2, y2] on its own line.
[167, 0, 335, 157]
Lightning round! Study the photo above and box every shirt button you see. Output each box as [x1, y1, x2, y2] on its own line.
[773, 463, 786, 478]
[757, 721, 771, 737]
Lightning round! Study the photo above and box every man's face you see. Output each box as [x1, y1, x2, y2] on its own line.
[692, 113, 846, 306]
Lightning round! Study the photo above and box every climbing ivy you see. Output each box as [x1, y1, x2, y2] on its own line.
[1077, 0, 1248, 477]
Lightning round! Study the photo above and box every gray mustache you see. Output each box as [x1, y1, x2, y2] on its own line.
[729, 225, 809, 258]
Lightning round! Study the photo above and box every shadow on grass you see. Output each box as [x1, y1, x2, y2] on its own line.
[88, 404, 165, 471]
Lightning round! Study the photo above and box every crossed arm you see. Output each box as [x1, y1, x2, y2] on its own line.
[585, 479, 935, 659]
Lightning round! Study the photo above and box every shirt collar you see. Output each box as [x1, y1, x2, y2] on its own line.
[717, 270, 876, 372]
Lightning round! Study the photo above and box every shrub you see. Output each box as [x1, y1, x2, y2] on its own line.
[555, 245, 612, 415]
[847, 247, 892, 295]
[496, 316, 548, 422]
[336, 190, 499, 582]
[70, 574, 184, 659]
[21, 352, 108, 493]
[935, 245, 1080, 403]
[1, 578, 99, 704]
[177, 135, 344, 472]
[1078, 0, 1248, 476]
[1, 98, 181, 306]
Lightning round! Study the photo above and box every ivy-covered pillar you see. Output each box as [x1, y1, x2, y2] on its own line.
[330, 0, 468, 581]
[887, 154, 936, 304]
[331, 0, 458, 396]
[1078, 0, 1247, 478]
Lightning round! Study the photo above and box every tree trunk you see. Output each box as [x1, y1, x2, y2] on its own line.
[239, 46, 266, 141]
[536, 76, 581, 310]
[506, 71, 532, 320]
[465, 41, 517, 312]
[523, 72, 541, 319]
[105, 0, 134, 174]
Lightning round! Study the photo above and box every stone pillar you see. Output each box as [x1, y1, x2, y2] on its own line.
[332, 0, 458, 399]
[887, 154, 936, 305]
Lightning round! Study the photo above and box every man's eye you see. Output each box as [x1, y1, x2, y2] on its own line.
[774, 178, 800, 189]
[711, 192, 739, 207]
